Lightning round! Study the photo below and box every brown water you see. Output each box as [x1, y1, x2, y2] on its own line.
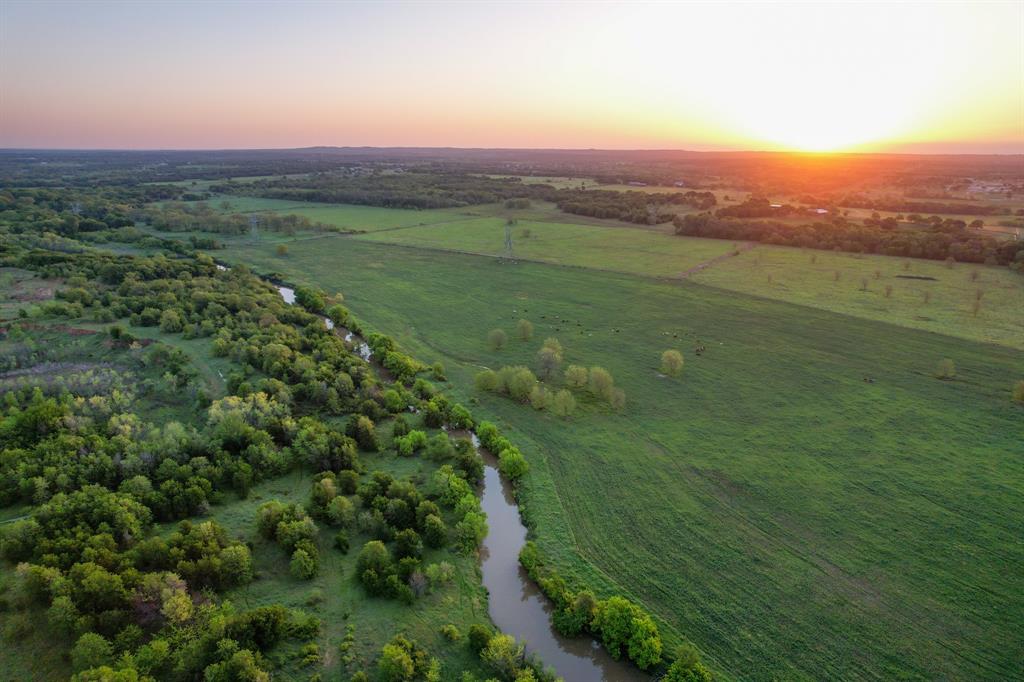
[477, 446, 650, 682]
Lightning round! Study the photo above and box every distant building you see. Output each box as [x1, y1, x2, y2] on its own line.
[811, 208, 828, 214]
[673, 181, 687, 187]
[628, 181, 647, 187]
[770, 203, 782, 208]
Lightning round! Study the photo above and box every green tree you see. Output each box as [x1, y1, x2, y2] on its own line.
[475, 369, 498, 391]
[564, 365, 588, 388]
[588, 366, 615, 402]
[290, 548, 318, 579]
[378, 644, 414, 681]
[488, 328, 507, 351]
[516, 319, 534, 340]
[72, 633, 113, 673]
[661, 349, 684, 376]
[551, 389, 576, 417]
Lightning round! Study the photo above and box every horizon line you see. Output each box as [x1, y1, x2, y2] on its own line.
[2, 145, 1022, 158]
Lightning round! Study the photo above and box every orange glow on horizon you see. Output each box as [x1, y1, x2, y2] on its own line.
[0, 1, 1021, 153]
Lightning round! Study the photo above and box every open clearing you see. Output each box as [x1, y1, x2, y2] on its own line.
[355, 217, 736, 276]
[212, 235, 1024, 681]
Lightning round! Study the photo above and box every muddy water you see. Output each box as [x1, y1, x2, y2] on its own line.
[476, 444, 650, 682]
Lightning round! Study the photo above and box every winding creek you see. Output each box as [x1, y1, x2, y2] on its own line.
[265, 275, 647, 681]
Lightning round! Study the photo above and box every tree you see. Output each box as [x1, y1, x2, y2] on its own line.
[423, 514, 448, 548]
[159, 309, 183, 333]
[498, 448, 529, 480]
[378, 642, 415, 682]
[588, 366, 615, 402]
[290, 548, 317, 579]
[564, 365, 588, 388]
[275, 244, 288, 256]
[610, 387, 627, 411]
[488, 328, 507, 351]
[529, 385, 551, 410]
[480, 633, 525, 680]
[516, 319, 533, 340]
[664, 644, 713, 682]
[468, 624, 493, 655]
[72, 633, 113, 673]
[661, 350, 684, 376]
[327, 495, 355, 527]
[474, 369, 498, 391]
[356, 541, 392, 577]
[536, 347, 561, 379]
[935, 358, 956, 380]
[551, 389, 576, 417]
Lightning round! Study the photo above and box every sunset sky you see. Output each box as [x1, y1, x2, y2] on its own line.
[1, 0, 1021, 153]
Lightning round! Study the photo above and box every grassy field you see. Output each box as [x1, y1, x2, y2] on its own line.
[355, 217, 736, 276]
[208, 195, 475, 233]
[210, 235, 1024, 681]
[691, 244, 1024, 350]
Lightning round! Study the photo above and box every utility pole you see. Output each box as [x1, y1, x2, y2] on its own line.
[504, 219, 514, 258]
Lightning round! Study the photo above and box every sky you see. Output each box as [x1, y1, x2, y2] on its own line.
[1, 0, 1021, 153]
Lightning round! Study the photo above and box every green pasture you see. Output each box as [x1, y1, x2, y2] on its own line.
[210, 235, 1024, 681]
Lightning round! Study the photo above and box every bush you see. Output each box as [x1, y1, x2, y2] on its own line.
[935, 358, 957, 380]
[516, 319, 533, 340]
[467, 624, 493, 655]
[1013, 380, 1024, 404]
[441, 624, 461, 641]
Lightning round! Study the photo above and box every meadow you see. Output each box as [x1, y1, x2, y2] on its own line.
[212, 196, 1024, 349]
[355, 217, 735, 276]
[212, 235, 1024, 681]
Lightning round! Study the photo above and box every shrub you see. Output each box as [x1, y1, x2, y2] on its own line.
[935, 358, 957, 380]
[467, 624, 493, 655]
[1012, 379, 1024, 404]
[441, 624, 461, 641]
[516, 319, 533, 340]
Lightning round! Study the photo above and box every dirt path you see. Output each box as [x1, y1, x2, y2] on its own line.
[676, 241, 757, 278]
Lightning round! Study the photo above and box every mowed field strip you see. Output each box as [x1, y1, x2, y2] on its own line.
[211, 233, 1024, 681]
